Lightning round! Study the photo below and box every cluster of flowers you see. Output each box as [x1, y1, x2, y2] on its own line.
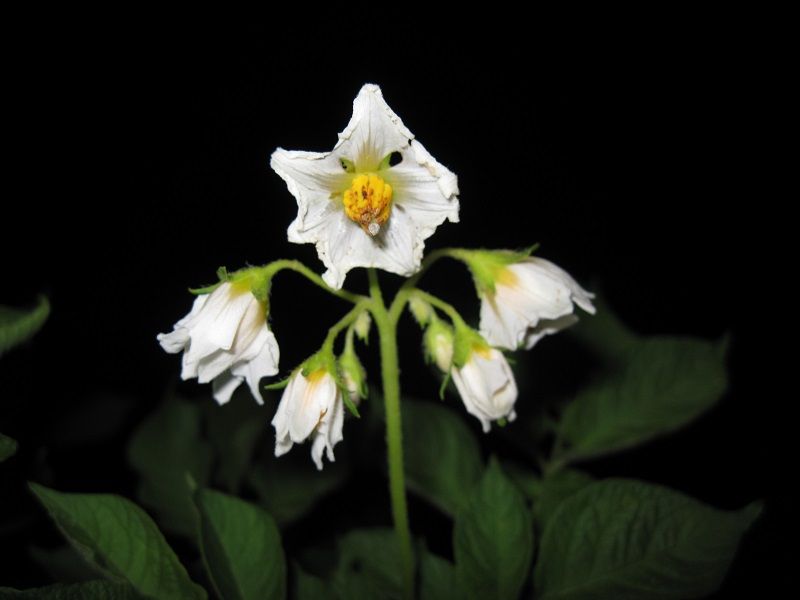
[158, 85, 593, 470]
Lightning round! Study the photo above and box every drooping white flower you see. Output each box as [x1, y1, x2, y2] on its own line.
[451, 345, 518, 433]
[479, 257, 596, 351]
[270, 83, 460, 289]
[157, 281, 279, 405]
[272, 368, 344, 470]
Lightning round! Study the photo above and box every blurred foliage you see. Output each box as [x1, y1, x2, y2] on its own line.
[2, 298, 763, 599]
[0, 295, 49, 357]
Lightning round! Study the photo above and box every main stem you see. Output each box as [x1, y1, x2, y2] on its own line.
[368, 269, 414, 599]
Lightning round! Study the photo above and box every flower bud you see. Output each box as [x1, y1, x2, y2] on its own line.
[424, 319, 454, 373]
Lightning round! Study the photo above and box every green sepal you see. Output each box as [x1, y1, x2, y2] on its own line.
[452, 246, 540, 295]
[300, 351, 362, 419]
[439, 370, 452, 400]
[263, 377, 292, 391]
[230, 266, 271, 306]
[341, 389, 362, 419]
[452, 323, 488, 368]
[189, 265, 231, 295]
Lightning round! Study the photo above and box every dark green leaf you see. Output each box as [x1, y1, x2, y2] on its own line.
[535, 479, 762, 599]
[248, 454, 347, 528]
[0, 295, 49, 356]
[403, 400, 483, 516]
[196, 488, 286, 600]
[29, 483, 206, 600]
[557, 336, 727, 464]
[292, 564, 334, 600]
[529, 469, 595, 528]
[28, 544, 101, 583]
[127, 397, 213, 537]
[333, 528, 401, 600]
[203, 392, 265, 493]
[0, 580, 136, 599]
[568, 295, 640, 360]
[453, 458, 533, 600]
[0, 433, 17, 462]
[419, 550, 456, 600]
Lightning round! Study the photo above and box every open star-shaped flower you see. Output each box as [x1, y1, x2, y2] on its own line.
[270, 84, 460, 289]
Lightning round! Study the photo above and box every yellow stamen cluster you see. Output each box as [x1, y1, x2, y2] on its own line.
[343, 173, 393, 236]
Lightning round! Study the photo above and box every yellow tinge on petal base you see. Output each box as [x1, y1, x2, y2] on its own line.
[343, 173, 393, 236]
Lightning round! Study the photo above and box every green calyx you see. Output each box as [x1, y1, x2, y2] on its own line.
[452, 322, 490, 368]
[451, 245, 539, 295]
[189, 264, 272, 310]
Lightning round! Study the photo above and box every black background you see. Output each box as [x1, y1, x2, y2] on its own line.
[0, 14, 787, 596]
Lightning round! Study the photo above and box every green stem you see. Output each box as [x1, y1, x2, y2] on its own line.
[368, 269, 414, 600]
[321, 302, 368, 353]
[409, 289, 469, 329]
[265, 259, 365, 304]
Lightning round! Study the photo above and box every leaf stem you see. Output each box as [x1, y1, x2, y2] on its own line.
[368, 269, 414, 600]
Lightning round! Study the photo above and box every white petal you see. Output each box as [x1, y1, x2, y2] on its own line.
[273, 84, 460, 289]
[523, 258, 596, 314]
[157, 294, 209, 353]
[388, 140, 459, 238]
[334, 83, 414, 171]
[452, 349, 518, 432]
[270, 149, 350, 230]
[157, 328, 189, 354]
[480, 294, 527, 350]
[289, 374, 338, 443]
[291, 205, 419, 290]
[231, 329, 280, 404]
[212, 370, 243, 405]
[523, 314, 579, 350]
[310, 431, 327, 470]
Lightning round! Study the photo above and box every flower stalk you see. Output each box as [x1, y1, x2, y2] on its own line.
[368, 269, 414, 600]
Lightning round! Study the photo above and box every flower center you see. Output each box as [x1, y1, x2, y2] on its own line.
[343, 173, 393, 236]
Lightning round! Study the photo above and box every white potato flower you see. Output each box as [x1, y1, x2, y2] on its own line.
[452, 345, 518, 433]
[157, 281, 279, 405]
[271, 83, 460, 289]
[272, 368, 344, 470]
[480, 257, 595, 351]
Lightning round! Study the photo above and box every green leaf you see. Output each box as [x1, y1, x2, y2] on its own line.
[292, 564, 334, 600]
[403, 400, 483, 516]
[28, 544, 101, 583]
[248, 453, 347, 528]
[29, 483, 206, 600]
[557, 335, 728, 464]
[203, 393, 264, 493]
[195, 488, 286, 600]
[332, 528, 401, 600]
[535, 479, 762, 599]
[0, 580, 137, 599]
[568, 295, 640, 360]
[453, 458, 533, 600]
[0, 433, 17, 462]
[0, 295, 49, 356]
[419, 550, 456, 600]
[127, 397, 213, 537]
[529, 469, 595, 529]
